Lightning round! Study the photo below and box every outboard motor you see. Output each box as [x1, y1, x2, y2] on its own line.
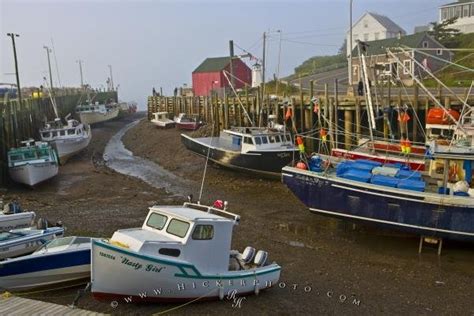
[37, 218, 49, 230]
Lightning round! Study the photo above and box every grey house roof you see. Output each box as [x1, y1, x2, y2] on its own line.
[350, 32, 448, 57]
[369, 12, 406, 34]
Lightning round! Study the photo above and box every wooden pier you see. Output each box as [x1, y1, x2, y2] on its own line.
[0, 295, 106, 315]
[148, 83, 473, 151]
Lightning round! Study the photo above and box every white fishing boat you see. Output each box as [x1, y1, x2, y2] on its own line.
[76, 102, 119, 125]
[0, 226, 64, 260]
[8, 140, 59, 186]
[0, 236, 91, 291]
[91, 201, 281, 302]
[40, 118, 92, 163]
[151, 112, 175, 128]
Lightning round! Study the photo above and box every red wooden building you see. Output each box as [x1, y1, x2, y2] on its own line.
[192, 57, 251, 96]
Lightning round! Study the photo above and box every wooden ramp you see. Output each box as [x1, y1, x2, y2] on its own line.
[0, 296, 106, 316]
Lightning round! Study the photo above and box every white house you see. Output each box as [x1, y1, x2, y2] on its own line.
[346, 12, 407, 57]
[439, 0, 474, 34]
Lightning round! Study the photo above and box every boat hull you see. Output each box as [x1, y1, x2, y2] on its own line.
[52, 132, 92, 164]
[176, 122, 201, 130]
[9, 163, 58, 186]
[331, 148, 426, 171]
[151, 120, 175, 128]
[91, 239, 281, 302]
[181, 134, 298, 176]
[0, 212, 35, 232]
[282, 167, 474, 241]
[79, 107, 119, 125]
[0, 249, 90, 291]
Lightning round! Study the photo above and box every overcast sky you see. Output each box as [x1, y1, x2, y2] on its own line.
[1, 0, 447, 108]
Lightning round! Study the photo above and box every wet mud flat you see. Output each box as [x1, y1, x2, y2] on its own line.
[2, 115, 474, 315]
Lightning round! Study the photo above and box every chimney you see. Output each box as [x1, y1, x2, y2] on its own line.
[398, 31, 402, 40]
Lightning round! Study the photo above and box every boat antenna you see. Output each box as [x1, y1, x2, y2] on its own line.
[43, 77, 59, 119]
[50, 38, 62, 88]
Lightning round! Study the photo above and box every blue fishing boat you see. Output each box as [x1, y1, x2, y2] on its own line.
[282, 157, 474, 241]
[0, 226, 64, 260]
[0, 236, 91, 291]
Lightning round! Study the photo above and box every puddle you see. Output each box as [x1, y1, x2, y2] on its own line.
[103, 119, 195, 196]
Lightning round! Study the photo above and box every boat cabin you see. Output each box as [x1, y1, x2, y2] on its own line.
[109, 202, 240, 273]
[40, 120, 87, 140]
[152, 112, 171, 121]
[34, 236, 91, 255]
[222, 127, 294, 153]
[8, 142, 56, 167]
[76, 103, 107, 114]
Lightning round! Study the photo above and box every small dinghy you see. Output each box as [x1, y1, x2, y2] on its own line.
[0, 236, 91, 291]
[8, 140, 59, 186]
[91, 201, 280, 302]
[0, 225, 64, 260]
[151, 112, 175, 128]
[0, 200, 35, 232]
[40, 118, 92, 164]
[174, 113, 202, 130]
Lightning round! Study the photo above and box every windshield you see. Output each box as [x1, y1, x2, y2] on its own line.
[0, 231, 23, 241]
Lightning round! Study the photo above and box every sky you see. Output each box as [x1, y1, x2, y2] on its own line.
[1, 0, 447, 108]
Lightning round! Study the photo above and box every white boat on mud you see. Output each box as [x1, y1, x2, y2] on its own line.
[151, 112, 175, 128]
[0, 211, 35, 232]
[7, 140, 59, 186]
[91, 201, 281, 302]
[0, 236, 91, 291]
[40, 118, 92, 163]
[76, 102, 120, 125]
[0, 226, 64, 260]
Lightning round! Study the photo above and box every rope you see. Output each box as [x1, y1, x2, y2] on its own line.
[152, 288, 218, 315]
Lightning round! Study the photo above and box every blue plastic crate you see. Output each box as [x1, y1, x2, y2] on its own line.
[339, 169, 372, 183]
[397, 179, 425, 192]
[370, 175, 400, 188]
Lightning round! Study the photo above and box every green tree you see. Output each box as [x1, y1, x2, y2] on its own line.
[429, 17, 461, 47]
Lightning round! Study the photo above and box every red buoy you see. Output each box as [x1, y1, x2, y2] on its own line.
[296, 162, 307, 170]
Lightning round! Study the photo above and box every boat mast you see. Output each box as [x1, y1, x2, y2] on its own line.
[357, 41, 376, 146]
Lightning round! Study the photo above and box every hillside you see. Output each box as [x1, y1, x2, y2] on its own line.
[293, 54, 347, 78]
[425, 32, 474, 87]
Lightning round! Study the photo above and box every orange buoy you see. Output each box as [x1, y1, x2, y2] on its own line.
[296, 136, 305, 152]
[320, 129, 327, 143]
[296, 161, 307, 170]
[285, 108, 292, 121]
[398, 112, 411, 123]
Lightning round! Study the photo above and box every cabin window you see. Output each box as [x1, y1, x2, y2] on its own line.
[167, 219, 190, 238]
[52, 131, 58, 137]
[42, 132, 51, 138]
[243, 137, 253, 145]
[261, 137, 268, 144]
[67, 129, 75, 135]
[269, 136, 275, 143]
[77, 129, 82, 135]
[255, 137, 262, 145]
[275, 135, 281, 142]
[72, 237, 90, 244]
[37, 149, 49, 157]
[286, 134, 291, 142]
[232, 136, 241, 146]
[9, 154, 23, 161]
[147, 213, 168, 230]
[24, 151, 36, 159]
[158, 248, 181, 257]
[192, 225, 214, 240]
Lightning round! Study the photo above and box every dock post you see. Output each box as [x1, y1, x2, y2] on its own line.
[300, 86, 304, 133]
[344, 110, 353, 150]
[355, 96, 361, 142]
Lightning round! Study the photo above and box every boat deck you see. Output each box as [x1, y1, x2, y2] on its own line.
[0, 295, 106, 315]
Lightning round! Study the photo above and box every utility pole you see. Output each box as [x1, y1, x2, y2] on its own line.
[43, 45, 54, 95]
[261, 32, 266, 97]
[7, 33, 22, 106]
[229, 40, 235, 90]
[349, 0, 353, 87]
[275, 30, 282, 96]
[108, 64, 114, 91]
[76, 60, 84, 88]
